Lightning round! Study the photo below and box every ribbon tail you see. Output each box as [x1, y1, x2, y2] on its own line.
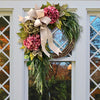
[40, 27, 50, 57]
[47, 28, 62, 55]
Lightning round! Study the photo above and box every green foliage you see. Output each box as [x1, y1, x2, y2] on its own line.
[29, 77, 71, 100]
[61, 12, 81, 42]
[56, 19, 62, 30]
[54, 3, 61, 11]
[24, 55, 29, 59]
[61, 4, 68, 10]
[42, 2, 81, 42]
[43, 77, 67, 100]
[27, 60, 32, 66]
[41, 1, 52, 9]
[28, 53, 51, 94]
[17, 23, 28, 40]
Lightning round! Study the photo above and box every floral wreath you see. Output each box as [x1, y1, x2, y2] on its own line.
[17, 2, 81, 94]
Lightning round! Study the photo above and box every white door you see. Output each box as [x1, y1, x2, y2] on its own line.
[0, 1, 100, 100]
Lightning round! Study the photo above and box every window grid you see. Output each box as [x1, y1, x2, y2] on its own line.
[0, 16, 10, 100]
[90, 15, 100, 100]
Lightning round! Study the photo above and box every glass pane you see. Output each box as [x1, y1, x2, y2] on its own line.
[91, 89, 100, 100]
[0, 16, 10, 99]
[3, 80, 10, 92]
[53, 29, 67, 46]
[90, 16, 96, 22]
[90, 27, 97, 40]
[3, 45, 10, 56]
[91, 52, 100, 67]
[90, 45, 96, 57]
[0, 17, 9, 31]
[3, 27, 10, 39]
[4, 16, 10, 22]
[29, 62, 72, 100]
[91, 70, 100, 84]
[91, 17, 100, 32]
[0, 53, 8, 66]
[90, 80, 96, 92]
[0, 35, 9, 49]
[91, 35, 100, 49]
[47, 28, 72, 56]
[3, 63, 10, 74]
[90, 16, 100, 100]
[0, 70, 8, 84]
[0, 88, 8, 100]
[90, 63, 96, 74]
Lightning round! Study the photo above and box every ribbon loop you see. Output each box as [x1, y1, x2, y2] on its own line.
[40, 16, 51, 25]
[34, 19, 42, 27]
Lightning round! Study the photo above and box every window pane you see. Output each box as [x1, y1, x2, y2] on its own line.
[90, 16, 100, 100]
[29, 62, 72, 100]
[0, 16, 10, 99]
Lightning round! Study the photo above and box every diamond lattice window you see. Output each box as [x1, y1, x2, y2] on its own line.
[0, 16, 10, 100]
[51, 28, 72, 57]
[29, 61, 72, 100]
[90, 16, 100, 100]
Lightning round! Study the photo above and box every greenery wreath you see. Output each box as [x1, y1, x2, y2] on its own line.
[17, 2, 81, 94]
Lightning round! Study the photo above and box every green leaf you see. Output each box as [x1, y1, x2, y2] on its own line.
[41, 4, 46, 9]
[47, 1, 51, 6]
[24, 55, 29, 59]
[41, 1, 52, 9]
[24, 49, 30, 55]
[19, 23, 24, 27]
[61, 16, 67, 20]
[27, 60, 32, 66]
[54, 3, 60, 11]
[65, 12, 71, 16]
[17, 32, 21, 36]
[61, 4, 68, 10]
[20, 27, 24, 31]
[17, 32, 28, 39]
[56, 20, 62, 30]
[38, 55, 42, 61]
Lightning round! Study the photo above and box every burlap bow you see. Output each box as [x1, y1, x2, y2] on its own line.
[19, 7, 61, 57]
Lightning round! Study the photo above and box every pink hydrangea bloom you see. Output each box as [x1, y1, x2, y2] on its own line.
[23, 34, 41, 51]
[44, 6, 59, 24]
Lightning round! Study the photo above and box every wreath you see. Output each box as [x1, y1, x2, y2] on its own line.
[17, 2, 81, 94]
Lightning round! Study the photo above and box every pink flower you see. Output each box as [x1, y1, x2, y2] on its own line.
[44, 6, 59, 24]
[23, 34, 41, 51]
